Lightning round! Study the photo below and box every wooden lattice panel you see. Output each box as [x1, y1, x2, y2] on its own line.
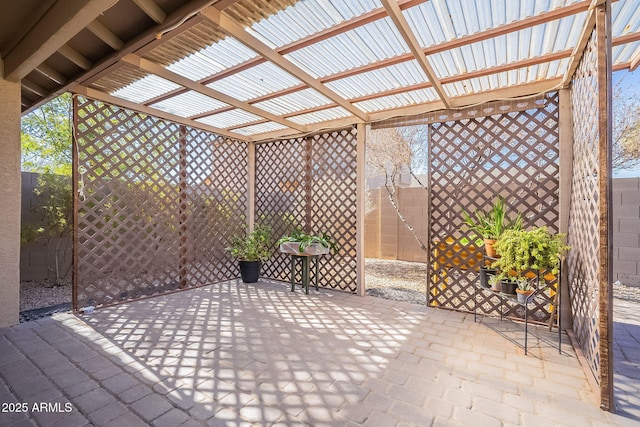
[73, 97, 246, 309]
[255, 127, 358, 292]
[428, 92, 560, 321]
[568, 31, 601, 383]
[184, 129, 248, 285]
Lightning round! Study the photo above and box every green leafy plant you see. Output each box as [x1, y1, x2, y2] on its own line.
[516, 278, 533, 292]
[226, 224, 272, 262]
[277, 228, 338, 254]
[492, 227, 570, 282]
[462, 196, 523, 240]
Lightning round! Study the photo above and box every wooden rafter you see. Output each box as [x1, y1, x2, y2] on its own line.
[3, 0, 117, 81]
[132, 0, 167, 24]
[58, 44, 93, 70]
[122, 54, 307, 131]
[35, 63, 68, 85]
[87, 20, 124, 51]
[562, 0, 603, 86]
[380, 0, 450, 107]
[199, 7, 368, 121]
[73, 85, 247, 140]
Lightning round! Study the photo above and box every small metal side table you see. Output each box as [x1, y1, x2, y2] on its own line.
[289, 254, 320, 295]
[474, 255, 562, 356]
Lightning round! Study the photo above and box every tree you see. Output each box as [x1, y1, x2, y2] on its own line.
[21, 93, 73, 285]
[613, 82, 640, 171]
[21, 93, 73, 176]
[367, 126, 429, 251]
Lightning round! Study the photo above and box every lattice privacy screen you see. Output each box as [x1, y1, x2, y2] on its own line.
[255, 127, 358, 292]
[73, 96, 247, 309]
[568, 30, 602, 386]
[428, 92, 560, 322]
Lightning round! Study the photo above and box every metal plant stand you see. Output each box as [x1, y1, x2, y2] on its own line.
[289, 254, 320, 295]
[474, 255, 562, 356]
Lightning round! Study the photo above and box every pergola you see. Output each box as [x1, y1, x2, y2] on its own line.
[1, 0, 638, 412]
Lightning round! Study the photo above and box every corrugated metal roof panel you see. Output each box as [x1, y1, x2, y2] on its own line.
[287, 107, 352, 125]
[149, 91, 229, 118]
[413, 11, 586, 79]
[404, 0, 583, 49]
[206, 61, 303, 101]
[613, 43, 640, 65]
[284, 17, 409, 78]
[245, 0, 382, 49]
[612, 0, 640, 37]
[253, 88, 333, 115]
[442, 60, 568, 97]
[354, 88, 438, 112]
[325, 61, 427, 99]
[165, 38, 258, 82]
[234, 121, 288, 136]
[196, 109, 263, 128]
[111, 75, 181, 104]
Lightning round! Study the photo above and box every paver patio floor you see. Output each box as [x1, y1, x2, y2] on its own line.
[0, 279, 635, 426]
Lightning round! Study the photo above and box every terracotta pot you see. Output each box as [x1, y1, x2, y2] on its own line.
[484, 238, 498, 258]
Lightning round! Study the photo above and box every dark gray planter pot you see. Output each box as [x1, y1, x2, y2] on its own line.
[479, 266, 497, 288]
[500, 279, 517, 295]
[239, 260, 261, 283]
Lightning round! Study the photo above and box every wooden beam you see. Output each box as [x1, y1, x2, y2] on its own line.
[87, 20, 124, 50]
[58, 44, 93, 70]
[629, 49, 640, 72]
[73, 85, 247, 140]
[35, 63, 68, 85]
[73, 0, 213, 86]
[132, 0, 166, 23]
[367, 78, 562, 123]
[380, 0, 450, 107]
[3, 0, 118, 81]
[249, 116, 361, 143]
[22, 79, 48, 97]
[122, 54, 306, 131]
[562, 0, 601, 86]
[200, 7, 368, 121]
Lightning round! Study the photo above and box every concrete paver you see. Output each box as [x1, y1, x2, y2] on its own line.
[614, 298, 640, 421]
[0, 279, 634, 426]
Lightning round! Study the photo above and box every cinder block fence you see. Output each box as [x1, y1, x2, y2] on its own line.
[365, 178, 640, 287]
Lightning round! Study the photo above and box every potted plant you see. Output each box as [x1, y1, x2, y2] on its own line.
[226, 224, 272, 283]
[277, 228, 338, 255]
[488, 274, 501, 292]
[462, 197, 522, 257]
[515, 278, 534, 304]
[479, 265, 497, 288]
[492, 227, 570, 296]
[499, 277, 518, 295]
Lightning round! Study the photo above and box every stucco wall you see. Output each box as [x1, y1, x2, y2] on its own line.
[0, 70, 22, 328]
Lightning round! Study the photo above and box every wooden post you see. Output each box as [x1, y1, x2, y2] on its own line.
[178, 126, 188, 289]
[248, 141, 255, 230]
[558, 88, 573, 331]
[596, 0, 614, 412]
[72, 95, 79, 312]
[356, 123, 366, 296]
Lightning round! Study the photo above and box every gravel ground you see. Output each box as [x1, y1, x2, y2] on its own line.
[17, 259, 640, 313]
[20, 280, 71, 312]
